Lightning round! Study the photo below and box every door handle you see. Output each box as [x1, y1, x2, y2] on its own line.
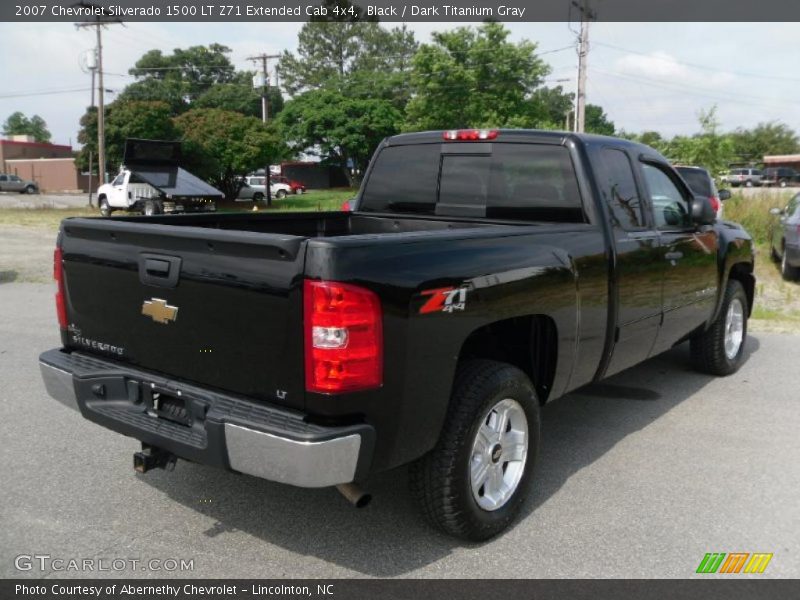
[664, 251, 683, 261]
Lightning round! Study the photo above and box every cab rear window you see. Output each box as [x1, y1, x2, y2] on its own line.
[359, 143, 585, 222]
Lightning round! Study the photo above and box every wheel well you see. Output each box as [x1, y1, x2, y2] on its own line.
[729, 262, 755, 316]
[458, 315, 557, 403]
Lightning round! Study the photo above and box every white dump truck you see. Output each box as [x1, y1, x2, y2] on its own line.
[97, 139, 223, 216]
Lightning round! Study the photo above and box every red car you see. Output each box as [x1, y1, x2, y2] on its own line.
[273, 175, 306, 194]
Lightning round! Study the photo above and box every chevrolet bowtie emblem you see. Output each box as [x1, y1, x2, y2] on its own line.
[141, 298, 179, 324]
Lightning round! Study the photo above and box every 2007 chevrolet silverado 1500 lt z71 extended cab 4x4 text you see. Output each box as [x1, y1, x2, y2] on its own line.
[40, 130, 755, 540]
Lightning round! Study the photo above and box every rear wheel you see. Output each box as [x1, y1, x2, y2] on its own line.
[25, 185, 36, 194]
[252, 192, 264, 203]
[409, 360, 540, 541]
[745, 180, 753, 188]
[781, 249, 799, 281]
[143, 200, 161, 216]
[690, 279, 748, 376]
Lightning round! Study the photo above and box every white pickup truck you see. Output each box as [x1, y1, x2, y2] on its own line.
[97, 139, 223, 216]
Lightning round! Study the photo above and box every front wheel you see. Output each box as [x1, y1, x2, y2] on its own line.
[276, 189, 287, 199]
[25, 185, 37, 194]
[409, 360, 540, 541]
[252, 192, 264, 203]
[98, 196, 112, 217]
[690, 279, 748, 376]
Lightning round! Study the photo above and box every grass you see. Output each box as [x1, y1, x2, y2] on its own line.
[0, 188, 358, 230]
[218, 187, 356, 213]
[722, 190, 792, 245]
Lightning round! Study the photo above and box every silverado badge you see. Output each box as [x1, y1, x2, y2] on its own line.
[141, 298, 179, 324]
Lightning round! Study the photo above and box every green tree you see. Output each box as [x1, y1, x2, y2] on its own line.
[585, 104, 615, 136]
[173, 108, 287, 201]
[76, 101, 176, 174]
[278, 0, 416, 107]
[528, 86, 573, 129]
[118, 44, 238, 111]
[278, 88, 400, 184]
[404, 22, 550, 130]
[729, 121, 799, 163]
[663, 107, 734, 175]
[194, 74, 284, 119]
[2, 111, 52, 142]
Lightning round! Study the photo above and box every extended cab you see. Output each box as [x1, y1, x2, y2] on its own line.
[40, 130, 755, 540]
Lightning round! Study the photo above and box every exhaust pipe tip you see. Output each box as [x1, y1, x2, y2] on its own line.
[336, 483, 372, 508]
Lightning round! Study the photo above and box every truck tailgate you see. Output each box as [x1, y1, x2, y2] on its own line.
[58, 218, 307, 410]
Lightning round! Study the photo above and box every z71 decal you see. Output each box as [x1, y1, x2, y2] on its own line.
[419, 287, 468, 314]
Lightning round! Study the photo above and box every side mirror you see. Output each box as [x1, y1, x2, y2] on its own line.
[718, 189, 731, 201]
[691, 195, 716, 225]
[769, 207, 783, 216]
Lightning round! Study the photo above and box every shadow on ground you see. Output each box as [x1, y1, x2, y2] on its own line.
[140, 336, 761, 576]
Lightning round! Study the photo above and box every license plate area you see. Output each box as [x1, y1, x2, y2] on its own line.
[142, 384, 205, 428]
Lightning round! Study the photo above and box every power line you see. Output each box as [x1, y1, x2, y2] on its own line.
[0, 87, 92, 99]
[593, 40, 800, 83]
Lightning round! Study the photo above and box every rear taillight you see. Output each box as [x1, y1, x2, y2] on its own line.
[709, 196, 721, 214]
[54, 246, 67, 330]
[341, 200, 351, 211]
[443, 129, 498, 141]
[304, 280, 382, 394]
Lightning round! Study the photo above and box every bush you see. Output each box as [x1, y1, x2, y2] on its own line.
[721, 192, 790, 245]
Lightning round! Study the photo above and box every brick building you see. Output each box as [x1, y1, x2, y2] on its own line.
[0, 135, 88, 192]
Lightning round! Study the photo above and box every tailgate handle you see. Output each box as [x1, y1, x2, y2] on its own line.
[145, 259, 170, 275]
[139, 253, 181, 288]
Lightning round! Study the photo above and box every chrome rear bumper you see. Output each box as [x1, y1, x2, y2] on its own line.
[39, 351, 371, 488]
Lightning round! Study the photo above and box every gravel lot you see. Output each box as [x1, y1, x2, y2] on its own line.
[0, 282, 798, 579]
[0, 191, 92, 210]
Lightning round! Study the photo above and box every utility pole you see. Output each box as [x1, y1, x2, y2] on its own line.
[75, 3, 122, 190]
[88, 62, 96, 206]
[572, 0, 595, 133]
[247, 53, 280, 207]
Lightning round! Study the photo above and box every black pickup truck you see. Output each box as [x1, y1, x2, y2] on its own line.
[40, 129, 755, 540]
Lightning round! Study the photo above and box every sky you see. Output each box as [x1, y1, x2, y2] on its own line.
[1, 21, 798, 147]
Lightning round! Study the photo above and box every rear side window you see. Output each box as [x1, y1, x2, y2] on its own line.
[677, 168, 713, 197]
[595, 148, 643, 230]
[360, 143, 584, 222]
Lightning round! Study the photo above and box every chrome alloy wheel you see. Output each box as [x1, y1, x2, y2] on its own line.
[470, 398, 529, 511]
[724, 298, 745, 360]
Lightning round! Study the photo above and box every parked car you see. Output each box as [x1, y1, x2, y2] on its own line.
[236, 176, 292, 202]
[721, 168, 763, 187]
[761, 167, 800, 188]
[674, 165, 730, 219]
[0, 173, 38, 194]
[768, 193, 800, 280]
[40, 129, 755, 541]
[273, 175, 306, 194]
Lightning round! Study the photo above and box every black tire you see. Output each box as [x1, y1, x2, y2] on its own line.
[781, 248, 799, 281]
[409, 359, 540, 541]
[252, 192, 264, 203]
[690, 279, 748, 376]
[770, 242, 780, 263]
[99, 196, 111, 217]
[25, 185, 37, 194]
[276, 189, 287, 199]
[780, 179, 788, 188]
[143, 200, 161, 216]
[745, 180, 753, 188]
